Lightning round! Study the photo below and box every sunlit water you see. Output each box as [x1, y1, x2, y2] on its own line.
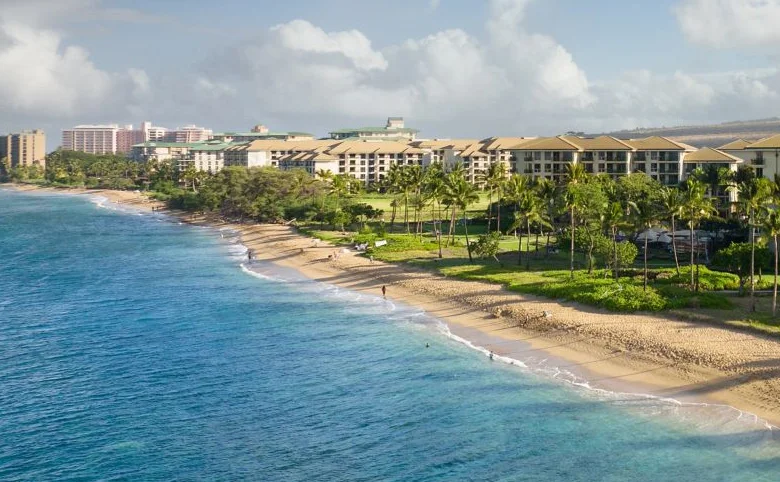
[1, 189, 780, 481]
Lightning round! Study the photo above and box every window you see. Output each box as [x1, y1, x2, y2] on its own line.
[650, 163, 658, 173]
[598, 163, 606, 173]
[544, 164, 551, 172]
[650, 151, 658, 161]
[533, 164, 541, 173]
[533, 151, 541, 161]
[598, 152, 606, 161]
[544, 151, 552, 161]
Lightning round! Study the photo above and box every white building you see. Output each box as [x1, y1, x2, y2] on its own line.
[718, 135, 780, 179]
[172, 125, 213, 143]
[62, 125, 119, 155]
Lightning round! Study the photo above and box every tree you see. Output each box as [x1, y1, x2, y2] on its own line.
[471, 232, 501, 262]
[734, 177, 773, 310]
[509, 191, 548, 269]
[504, 174, 530, 266]
[601, 201, 631, 280]
[484, 162, 506, 233]
[564, 163, 588, 279]
[762, 210, 780, 317]
[680, 178, 718, 291]
[445, 173, 480, 263]
[660, 186, 684, 275]
[629, 198, 660, 291]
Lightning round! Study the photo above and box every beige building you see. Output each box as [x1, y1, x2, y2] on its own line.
[511, 135, 694, 185]
[0, 130, 46, 168]
[329, 140, 425, 184]
[718, 135, 780, 179]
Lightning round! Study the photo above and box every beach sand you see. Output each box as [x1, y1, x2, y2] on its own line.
[8, 184, 780, 428]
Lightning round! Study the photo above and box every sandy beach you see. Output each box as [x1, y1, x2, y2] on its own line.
[7, 184, 780, 428]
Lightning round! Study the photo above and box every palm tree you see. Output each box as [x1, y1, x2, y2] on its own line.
[564, 163, 588, 280]
[423, 163, 446, 258]
[681, 178, 717, 291]
[601, 201, 629, 280]
[734, 177, 774, 311]
[762, 209, 780, 317]
[504, 174, 530, 265]
[510, 192, 547, 270]
[316, 169, 333, 182]
[660, 186, 683, 275]
[484, 162, 506, 233]
[445, 174, 480, 263]
[534, 178, 556, 254]
[629, 199, 660, 291]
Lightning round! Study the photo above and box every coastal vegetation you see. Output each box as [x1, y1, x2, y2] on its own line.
[6, 150, 780, 323]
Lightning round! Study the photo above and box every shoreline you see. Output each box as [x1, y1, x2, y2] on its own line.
[5, 183, 780, 429]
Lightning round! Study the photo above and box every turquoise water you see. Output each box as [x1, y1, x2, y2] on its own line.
[1, 190, 780, 481]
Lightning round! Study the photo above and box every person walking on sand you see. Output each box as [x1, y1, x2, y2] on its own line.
[381, 285, 386, 299]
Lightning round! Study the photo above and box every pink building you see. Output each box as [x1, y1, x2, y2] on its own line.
[62, 121, 212, 155]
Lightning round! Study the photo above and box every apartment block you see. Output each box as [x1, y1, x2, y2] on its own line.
[0, 130, 46, 168]
[718, 135, 780, 179]
[63, 121, 213, 155]
[62, 125, 119, 154]
[511, 135, 694, 185]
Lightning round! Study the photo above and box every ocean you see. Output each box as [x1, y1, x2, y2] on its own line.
[1, 189, 780, 481]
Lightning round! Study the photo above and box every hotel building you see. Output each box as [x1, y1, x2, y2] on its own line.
[0, 130, 46, 168]
[63, 121, 213, 155]
[329, 117, 419, 141]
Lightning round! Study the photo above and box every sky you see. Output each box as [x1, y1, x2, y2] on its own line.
[2, 0, 780, 144]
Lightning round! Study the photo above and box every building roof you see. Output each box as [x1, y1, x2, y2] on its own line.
[561, 135, 633, 151]
[746, 134, 780, 149]
[213, 131, 314, 138]
[480, 137, 535, 151]
[412, 139, 480, 150]
[329, 126, 419, 135]
[683, 147, 742, 163]
[622, 136, 688, 151]
[717, 139, 751, 151]
[327, 140, 424, 155]
[510, 136, 581, 151]
[460, 143, 489, 157]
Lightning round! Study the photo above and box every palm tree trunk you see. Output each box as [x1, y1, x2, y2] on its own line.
[570, 206, 575, 280]
[496, 194, 502, 234]
[448, 207, 457, 246]
[774, 235, 778, 318]
[671, 215, 680, 275]
[437, 201, 443, 258]
[526, 220, 532, 270]
[404, 194, 410, 235]
[464, 211, 472, 263]
[613, 227, 619, 280]
[487, 190, 493, 233]
[690, 224, 695, 291]
[750, 210, 756, 311]
[517, 226, 523, 267]
[390, 203, 396, 231]
[643, 234, 649, 291]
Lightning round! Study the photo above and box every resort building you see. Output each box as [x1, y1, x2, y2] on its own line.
[682, 147, 743, 206]
[328, 140, 425, 185]
[510, 135, 693, 185]
[212, 125, 314, 143]
[131, 142, 204, 163]
[64, 121, 213, 155]
[0, 130, 46, 168]
[171, 125, 213, 143]
[329, 117, 419, 141]
[62, 125, 120, 154]
[416, 137, 532, 185]
[224, 140, 341, 170]
[177, 142, 235, 174]
[718, 135, 780, 179]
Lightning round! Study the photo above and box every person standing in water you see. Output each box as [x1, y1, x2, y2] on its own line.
[381, 285, 386, 299]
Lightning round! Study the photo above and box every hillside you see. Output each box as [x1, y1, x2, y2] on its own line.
[595, 117, 780, 148]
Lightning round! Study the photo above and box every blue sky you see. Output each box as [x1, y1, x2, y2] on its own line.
[2, 0, 780, 142]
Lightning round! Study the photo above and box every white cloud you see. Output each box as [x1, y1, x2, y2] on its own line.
[429, 0, 441, 11]
[196, 0, 595, 135]
[674, 0, 780, 48]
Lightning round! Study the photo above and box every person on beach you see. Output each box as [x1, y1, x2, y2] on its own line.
[489, 351, 494, 361]
[381, 285, 386, 298]
[370, 255, 374, 264]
